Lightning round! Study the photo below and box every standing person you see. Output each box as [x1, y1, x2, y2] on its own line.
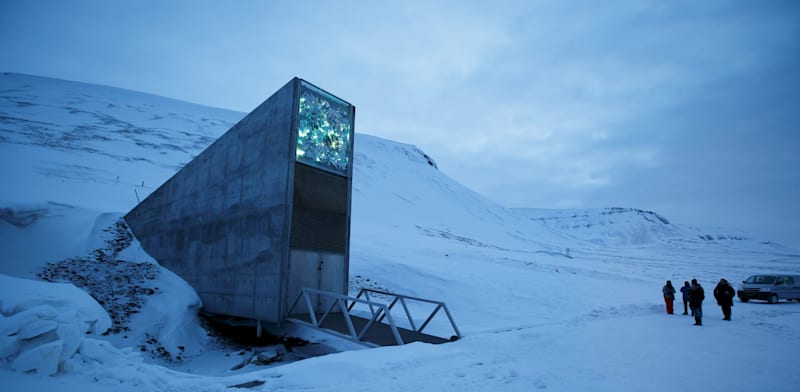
[662, 280, 676, 314]
[714, 278, 736, 320]
[680, 281, 692, 315]
[689, 279, 705, 326]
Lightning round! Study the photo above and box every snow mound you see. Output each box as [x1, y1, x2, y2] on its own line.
[35, 218, 208, 362]
[0, 274, 112, 375]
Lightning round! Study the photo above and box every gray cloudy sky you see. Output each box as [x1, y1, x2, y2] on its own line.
[2, 0, 798, 248]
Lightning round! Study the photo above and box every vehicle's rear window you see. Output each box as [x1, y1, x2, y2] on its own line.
[745, 275, 776, 284]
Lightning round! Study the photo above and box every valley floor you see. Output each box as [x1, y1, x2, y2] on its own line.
[2, 295, 799, 392]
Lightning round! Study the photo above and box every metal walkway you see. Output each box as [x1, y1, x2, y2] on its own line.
[286, 288, 461, 347]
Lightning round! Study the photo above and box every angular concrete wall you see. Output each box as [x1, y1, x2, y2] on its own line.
[125, 79, 298, 322]
[125, 78, 355, 323]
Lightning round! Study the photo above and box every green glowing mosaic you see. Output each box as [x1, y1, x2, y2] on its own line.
[296, 82, 352, 175]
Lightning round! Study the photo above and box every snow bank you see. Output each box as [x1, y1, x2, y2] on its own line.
[106, 233, 207, 359]
[0, 274, 112, 375]
[124, 264, 208, 359]
[0, 203, 101, 279]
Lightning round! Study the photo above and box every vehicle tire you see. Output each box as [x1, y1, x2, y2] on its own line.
[769, 294, 779, 304]
[740, 298, 749, 303]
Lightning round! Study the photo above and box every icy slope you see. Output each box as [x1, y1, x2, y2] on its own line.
[0, 72, 241, 211]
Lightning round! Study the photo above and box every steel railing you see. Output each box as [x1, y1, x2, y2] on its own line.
[287, 287, 404, 345]
[349, 288, 461, 340]
[286, 287, 461, 346]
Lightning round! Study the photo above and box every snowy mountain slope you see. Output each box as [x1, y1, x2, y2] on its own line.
[515, 206, 791, 250]
[0, 72, 241, 211]
[1, 73, 799, 392]
[516, 207, 680, 246]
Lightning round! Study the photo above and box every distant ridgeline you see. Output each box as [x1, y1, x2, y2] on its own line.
[531, 208, 670, 226]
[513, 207, 755, 247]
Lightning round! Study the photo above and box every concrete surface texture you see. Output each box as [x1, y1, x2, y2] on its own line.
[125, 78, 355, 323]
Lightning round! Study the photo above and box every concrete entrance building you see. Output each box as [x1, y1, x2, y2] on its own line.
[124, 78, 355, 323]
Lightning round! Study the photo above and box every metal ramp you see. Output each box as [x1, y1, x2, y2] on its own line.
[286, 288, 461, 347]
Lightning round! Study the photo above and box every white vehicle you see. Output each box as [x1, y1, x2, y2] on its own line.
[737, 274, 800, 303]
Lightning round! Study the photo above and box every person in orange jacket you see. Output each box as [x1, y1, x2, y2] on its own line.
[662, 280, 676, 314]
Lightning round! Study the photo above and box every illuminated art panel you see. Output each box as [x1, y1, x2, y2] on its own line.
[296, 82, 353, 175]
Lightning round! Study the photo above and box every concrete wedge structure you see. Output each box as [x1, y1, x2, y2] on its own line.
[125, 78, 355, 323]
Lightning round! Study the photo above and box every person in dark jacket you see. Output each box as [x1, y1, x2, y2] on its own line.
[713, 278, 736, 320]
[680, 281, 691, 315]
[689, 279, 705, 326]
[662, 280, 676, 314]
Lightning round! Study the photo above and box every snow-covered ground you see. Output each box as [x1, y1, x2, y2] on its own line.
[2, 73, 799, 391]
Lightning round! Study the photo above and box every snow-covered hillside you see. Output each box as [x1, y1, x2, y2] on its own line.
[0, 72, 241, 211]
[516, 207, 790, 249]
[2, 73, 799, 391]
